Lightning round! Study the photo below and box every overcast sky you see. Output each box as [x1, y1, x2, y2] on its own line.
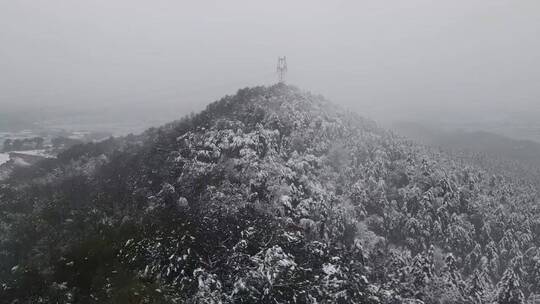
[1, 0, 539, 124]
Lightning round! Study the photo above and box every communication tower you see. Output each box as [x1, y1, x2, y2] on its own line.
[276, 56, 287, 83]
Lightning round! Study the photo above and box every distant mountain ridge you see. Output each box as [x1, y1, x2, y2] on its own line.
[1, 84, 539, 303]
[393, 121, 540, 166]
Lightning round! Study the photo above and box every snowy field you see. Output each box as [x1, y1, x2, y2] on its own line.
[0, 150, 54, 167]
[11, 149, 53, 158]
[0, 153, 9, 165]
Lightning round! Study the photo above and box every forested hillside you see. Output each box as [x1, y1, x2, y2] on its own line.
[1, 84, 539, 303]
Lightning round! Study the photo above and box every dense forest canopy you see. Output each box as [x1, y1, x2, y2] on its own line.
[1, 84, 539, 303]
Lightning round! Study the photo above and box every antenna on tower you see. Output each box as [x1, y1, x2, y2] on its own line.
[276, 56, 287, 83]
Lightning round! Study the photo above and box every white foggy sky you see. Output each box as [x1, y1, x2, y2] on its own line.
[1, 0, 539, 123]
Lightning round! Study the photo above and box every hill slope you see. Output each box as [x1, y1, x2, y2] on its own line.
[1, 84, 539, 303]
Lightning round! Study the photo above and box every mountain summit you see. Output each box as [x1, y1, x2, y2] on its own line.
[1, 85, 538, 303]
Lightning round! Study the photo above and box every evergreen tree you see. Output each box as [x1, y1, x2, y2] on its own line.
[497, 268, 525, 304]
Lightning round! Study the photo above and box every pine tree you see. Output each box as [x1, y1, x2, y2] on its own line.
[497, 268, 525, 304]
[468, 269, 490, 304]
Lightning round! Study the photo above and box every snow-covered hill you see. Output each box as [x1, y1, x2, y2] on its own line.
[0, 84, 537, 303]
